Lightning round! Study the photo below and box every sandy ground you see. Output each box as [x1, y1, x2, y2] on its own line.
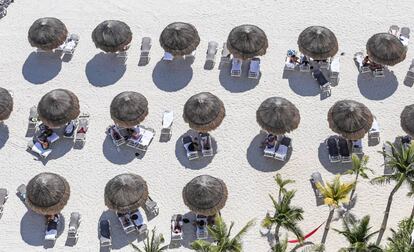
[0, 0, 413, 251]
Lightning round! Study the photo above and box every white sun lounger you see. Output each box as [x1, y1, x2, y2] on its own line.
[299, 55, 311, 72]
[28, 106, 38, 129]
[274, 136, 291, 161]
[68, 212, 81, 242]
[30, 140, 54, 158]
[354, 52, 370, 73]
[182, 135, 199, 160]
[163, 52, 174, 61]
[45, 220, 58, 241]
[0, 6, 6, 18]
[161, 110, 173, 139]
[118, 213, 136, 234]
[352, 139, 363, 154]
[196, 215, 208, 240]
[221, 42, 231, 64]
[231, 58, 242, 77]
[285, 56, 296, 70]
[388, 25, 399, 36]
[319, 59, 330, 69]
[108, 126, 125, 147]
[373, 67, 385, 78]
[139, 37, 152, 64]
[130, 210, 148, 236]
[248, 58, 260, 79]
[263, 134, 277, 158]
[310, 172, 325, 199]
[404, 60, 414, 83]
[144, 196, 159, 217]
[400, 27, 410, 46]
[171, 214, 183, 241]
[61, 34, 80, 55]
[17, 184, 26, 201]
[330, 56, 340, 82]
[0, 188, 8, 219]
[99, 219, 112, 248]
[382, 143, 393, 175]
[200, 133, 213, 157]
[127, 126, 155, 151]
[63, 120, 77, 138]
[368, 117, 380, 142]
[206, 41, 219, 64]
[75, 113, 89, 144]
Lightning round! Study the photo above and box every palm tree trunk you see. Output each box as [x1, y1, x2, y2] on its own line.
[274, 224, 281, 244]
[375, 179, 404, 245]
[321, 208, 335, 245]
[410, 204, 414, 223]
[349, 172, 359, 202]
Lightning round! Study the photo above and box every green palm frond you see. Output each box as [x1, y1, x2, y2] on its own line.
[191, 239, 212, 252]
[131, 228, 168, 252]
[316, 175, 354, 208]
[334, 215, 379, 250]
[386, 218, 414, 252]
[274, 173, 295, 195]
[271, 238, 288, 252]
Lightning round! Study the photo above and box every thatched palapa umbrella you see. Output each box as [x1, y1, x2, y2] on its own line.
[38, 89, 80, 128]
[0, 87, 13, 121]
[183, 175, 228, 216]
[26, 172, 70, 215]
[110, 91, 148, 128]
[92, 20, 132, 53]
[28, 17, 68, 51]
[327, 100, 373, 140]
[256, 97, 300, 135]
[183, 92, 225, 133]
[105, 173, 149, 214]
[159, 22, 200, 56]
[366, 33, 407, 66]
[298, 26, 338, 60]
[227, 24, 268, 60]
[401, 104, 414, 137]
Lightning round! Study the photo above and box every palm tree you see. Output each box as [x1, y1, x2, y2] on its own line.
[191, 216, 255, 252]
[334, 215, 382, 252]
[371, 142, 414, 245]
[346, 154, 373, 202]
[316, 175, 355, 245]
[386, 217, 414, 252]
[274, 173, 295, 202]
[262, 190, 304, 244]
[270, 238, 288, 252]
[407, 182, 414, 221]
[131, 228, 168, 252]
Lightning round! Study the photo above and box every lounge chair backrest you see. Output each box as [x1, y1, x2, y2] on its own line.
[141, 37, 152, 51]
[280, 137, 291, 147]
[182, 136, 193, 145]
[47, 221, 58, 231]
[400, 27, 411, 38]
[327, 138, 339, 155]
[338, 138, 349, 156]
[311, 172, 324, 186]
[69, 212, 80, 229]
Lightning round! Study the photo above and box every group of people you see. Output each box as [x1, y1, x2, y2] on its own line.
[361, 55, 384, 71]
[286, 49, 310, 67]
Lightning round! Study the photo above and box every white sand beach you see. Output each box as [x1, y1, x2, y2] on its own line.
[0, 0, 413, 251]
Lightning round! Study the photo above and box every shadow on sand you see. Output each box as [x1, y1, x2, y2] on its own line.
[218, 61, 260, 93]
[357, 70, 398, 100]
[20, 211, 65, 248]
[22, 52, 62, 84]
[85, 53, 126, 87]
[0, 124, 9, 149]
[102, 136, 136, 165]
[284, 69, 320, 97]
[152, 58, 193, 92]
[318, 142, 352, 174]
[246, 133, 290, 172]
[175, 131, 216, 170]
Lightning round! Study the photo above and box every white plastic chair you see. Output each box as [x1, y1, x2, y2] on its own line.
[163, 52, 174, 61]
[231, 58, 242, 77]
[161, 111, 173, 138]
[248, 58, 260, 79]
[330, 56, 340, 82]
[368, 118, 380, 142]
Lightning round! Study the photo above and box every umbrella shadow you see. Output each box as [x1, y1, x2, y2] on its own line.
[218, 61, 260, 93]
[20, 210, 65, 247]
[180, 212, 196, 249]
[357, 70, 398, 100]
[318, 142, 352, 174]
[246, 133, 289, 172]
[0, 124, 9, 149]
[102, 136, 136, 165]
[152, 58, 193, 92]
[284, 69, 320, 97]
[175, 131, 216, 170]
[85, 53, 126, 87]
[98, 210, 136, 250]
[22, 52, 62, 84]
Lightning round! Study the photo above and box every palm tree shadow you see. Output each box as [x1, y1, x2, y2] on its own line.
[22, 52, 62, 84]
[357, 70, 398, 100]
[20, 210, 65, 247]
[85, 53, 126, 87]
[246, 133, 289, 172]
[152, 58, 193, 92]
[0, 124, 9, 149]
[318, 142, 352, 174]
[175, 131, 216, 170]
[102, 136, 136, 165]
[218, 61, 260, 93]
[284, 70, 320, 97]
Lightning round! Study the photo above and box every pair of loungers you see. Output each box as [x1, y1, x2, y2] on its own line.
[284, 50, 311, 72]
[28, 129, 60, 159]
[107, 125, 156, 152]
[44, 212, 81, 243]
[231, 57, 260, 79]
[117, 210, 148, 235]
[354, 52, 386, 78]
[326, 136, 363, 163]
[63, 113, 90, 143]
[388, 25, 410, 46]
[263, 135, 291, 161]
[182, 133, 213, 160]
[120, 37, 152, 64]
[55, 34, 80, 55]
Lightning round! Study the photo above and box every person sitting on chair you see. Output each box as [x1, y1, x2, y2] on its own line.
[264, 134, 276, 148]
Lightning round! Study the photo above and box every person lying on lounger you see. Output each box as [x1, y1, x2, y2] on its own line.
[263, 134, 276, 148]
[126, 128, 142, 141]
